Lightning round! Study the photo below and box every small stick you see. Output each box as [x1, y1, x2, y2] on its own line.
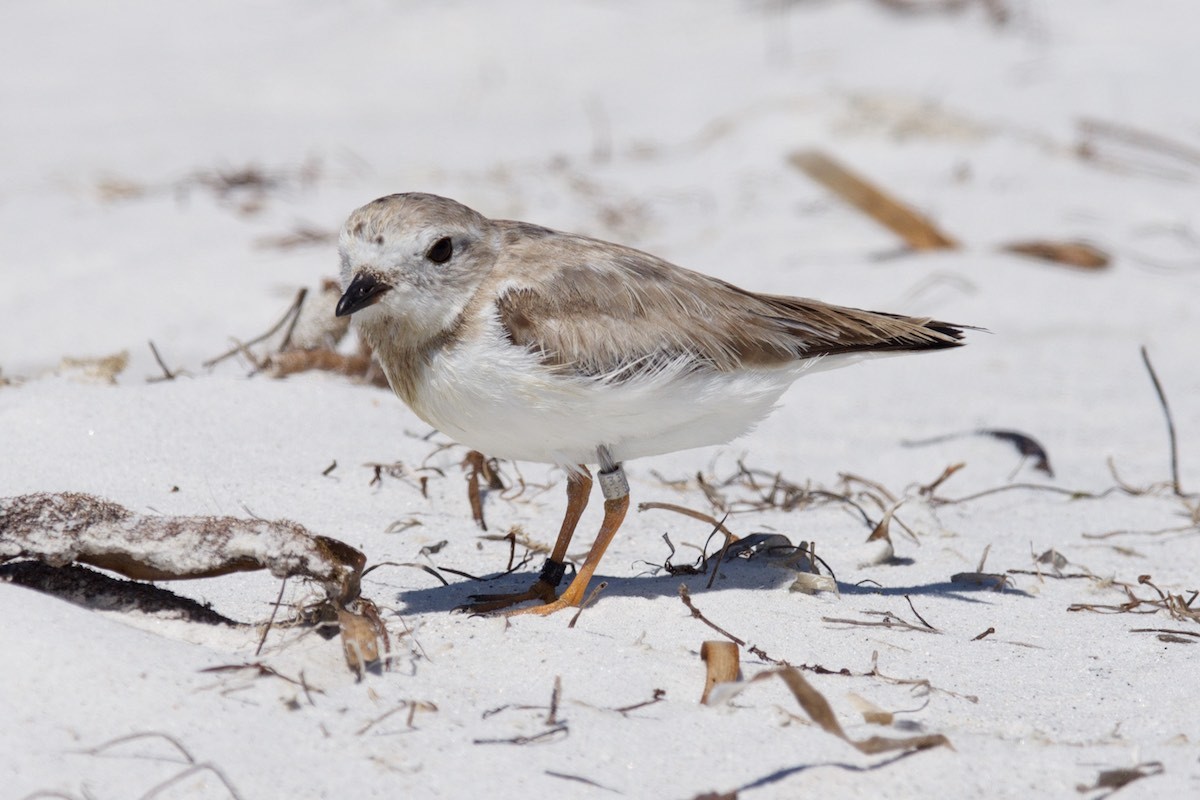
[86, 730, 197, 762]
[638, 502, 740, 543]
[546, 676, 562, 726]
[790, 150, 958, 251]
[503, 531, 516, 572]
[147, 340, 176, 381]
[277, 287, 308, 352]
[680, 585, 781, 666]
[613, 688, 666, 715]
[568, 581, 607, 628]
[1130, 627, 1200, 638]
[1002, 240, 1109, 270]
[463, 450, 489, 531]
[975, 544, 991, 573]
[473, 726, 568, 746]
[298, 670, 316, 706]
[139, 762, 247, 800]
[544, 771, 619, 794]
[203, 287, 307, 368]
[932, 483, 1120, 506]
[1080, 117, 1200, 169]
[705, 514, 735, 589]
[1140, 346, 1185, 496]
[679, 585, 745, 647]
[361, 561, 449, 587]
[904, 595, 939, 632]
[356, 702, 411, 735]
[255, 577, 288, 656]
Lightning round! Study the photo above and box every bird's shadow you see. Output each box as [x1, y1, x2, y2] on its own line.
[389, 554, 1028, 615]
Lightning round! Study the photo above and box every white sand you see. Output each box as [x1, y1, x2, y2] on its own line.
[3, 2, 1199, 797]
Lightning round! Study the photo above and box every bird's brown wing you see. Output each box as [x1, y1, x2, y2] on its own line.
[492, 229, 964, 379]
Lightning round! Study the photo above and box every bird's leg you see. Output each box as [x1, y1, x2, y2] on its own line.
[506, 448, 629, 618]
[462, 467, 592, 613]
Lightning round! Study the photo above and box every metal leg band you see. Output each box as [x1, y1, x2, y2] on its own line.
[598, 463, 629, 500]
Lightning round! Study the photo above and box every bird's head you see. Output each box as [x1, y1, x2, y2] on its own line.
[336, 193, 496, 346]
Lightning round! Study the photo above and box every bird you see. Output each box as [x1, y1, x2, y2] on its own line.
[334, 192, 967, 616]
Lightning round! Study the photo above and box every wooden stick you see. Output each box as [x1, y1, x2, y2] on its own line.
[790, 150, 958, 251]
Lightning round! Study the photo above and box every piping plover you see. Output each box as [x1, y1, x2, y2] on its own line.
[335, 193, 967, 616]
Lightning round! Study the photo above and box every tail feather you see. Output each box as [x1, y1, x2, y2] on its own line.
[762, 296, 973, 358]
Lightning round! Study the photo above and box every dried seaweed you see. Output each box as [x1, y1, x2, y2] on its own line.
[545, 771, 620, 794]
[700, 640, 741, 704]
[679, 584, 781, 665]
[355, 699, 439, 734]
[1130, 628, 1199, 644]
[1067, 575, 1200, 624]
[1140, 346, 1187, 496]
[611, 688, 667, 716]
[267, 348, 384, 385]
[475, 677, 570, 745]
[950, 544, 1011, 591]
[915, 346, 1197, 506]
[462, 450, 507, 531]
[821, 607, 941, 635]
[205, 280, 379, 388]
[70, 732, 247, 800]
[847, 692, 897, 726]
[649, 460, 914, 546]
[707, 666, 952, 755]
[867, 652, 979, 703]
[638, 502, 740, 543]
[57, 350, 129, 384]
[1075, 761, 1163, 796]
[640, 512, 830, 594]
[904, 429, 1053, 476]
[874, 0, 1009, 26]
[255, 223, 337, 250]
[200, 662, 325, 702]
[1078, 116, 1200, 181]
[174, 158, 322, 216]
[203, 288, 307, 370]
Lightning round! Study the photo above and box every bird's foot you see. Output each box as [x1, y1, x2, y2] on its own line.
[458, 578, 560, 615]
[481, 579, 589, 618]
[501, 597, 575, 617]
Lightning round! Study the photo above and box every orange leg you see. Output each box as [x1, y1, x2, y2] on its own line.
[462, 467, 593, 614]
[505, 462, 630, 617]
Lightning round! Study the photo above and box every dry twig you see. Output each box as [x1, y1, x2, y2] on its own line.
[710, 666, 952, 755]
[204, 288, 307, 369]
[1141, 346, 1187, 496]
[1002, 240, 1109, 270]
[790, 150, 958, 250]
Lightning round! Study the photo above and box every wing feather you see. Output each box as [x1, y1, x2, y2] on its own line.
[491, 225, 964, 379]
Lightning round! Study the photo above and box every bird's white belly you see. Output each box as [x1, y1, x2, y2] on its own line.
[402, 327, 816, 467]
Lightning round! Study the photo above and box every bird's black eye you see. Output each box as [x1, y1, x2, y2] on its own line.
[426, 237, 453, 264]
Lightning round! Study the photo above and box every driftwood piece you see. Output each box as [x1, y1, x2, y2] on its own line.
[1, 492, 384, 676]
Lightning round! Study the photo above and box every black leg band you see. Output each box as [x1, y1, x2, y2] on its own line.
[539, 559, 567, 587]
